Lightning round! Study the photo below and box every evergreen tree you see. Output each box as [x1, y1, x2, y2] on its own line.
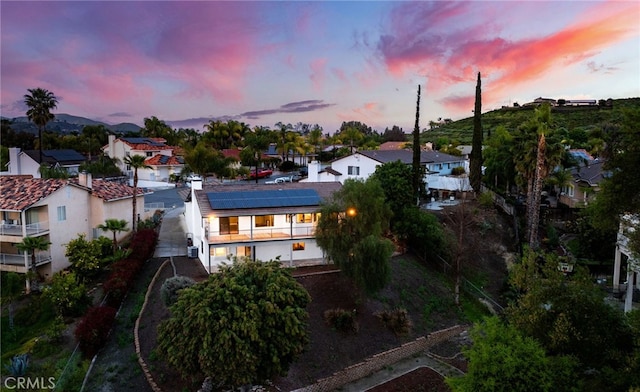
[470, 72, 483, 193]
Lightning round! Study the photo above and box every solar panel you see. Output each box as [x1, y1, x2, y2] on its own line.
[207, 189, 321, 210]
[122, 137, 165, 147]
[45, 150, 85, 161]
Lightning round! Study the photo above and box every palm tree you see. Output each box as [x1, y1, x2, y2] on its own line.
[203, 120, 229, 149]
[16, 236, 51, 292]
[341, 126, 363, 153]
[24, 88, 58, 164]
[123, 155, 151, 231]
[275, 122, 292, 162]
[307, 125, 324, 159]
[97, 219, 129, 254]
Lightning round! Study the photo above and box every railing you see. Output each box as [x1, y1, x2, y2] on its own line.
[210, 226, 316, 243]
[0, 251, 52, 267]
[0, 220, 49, 236]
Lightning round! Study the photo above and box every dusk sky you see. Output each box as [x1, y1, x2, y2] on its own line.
[1, 1, 639, 133]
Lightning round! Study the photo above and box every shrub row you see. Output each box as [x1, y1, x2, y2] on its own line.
[74, 306, 117, 358]
[75, 228, 158, 357]
[103, 228, 158, 307]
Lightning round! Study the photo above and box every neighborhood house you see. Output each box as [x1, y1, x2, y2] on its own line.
[183, 179, 341, 273]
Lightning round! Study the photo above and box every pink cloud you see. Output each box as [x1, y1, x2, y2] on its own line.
[309, 59, 327, 90]
[377, 1, 639, 111]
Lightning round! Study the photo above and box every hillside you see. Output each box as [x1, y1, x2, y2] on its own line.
[2, 114, 141, 135]
[423, 97, 640, 145]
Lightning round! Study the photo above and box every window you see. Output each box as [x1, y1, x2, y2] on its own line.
[293, 242, 305, 251]
[57, 206, 66, 221]
[219, 217, 239, 235]
[211, 247, 229, 257]
[236, 246, 252, 258]
[296, 213, 314, 223]
[255, 215, 274, 227]
[348, 166, 360, 175]
[146, 152, 153, 157]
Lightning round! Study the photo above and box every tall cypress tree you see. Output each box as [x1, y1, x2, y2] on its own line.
[412, 85, 423, 204]
[470, 72, 483, 193]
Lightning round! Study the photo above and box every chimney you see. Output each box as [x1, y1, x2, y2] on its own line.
[8, 148, 20, 174]
[108, 134, 116, 158]
[308, 161, 320, 183]
[79, 171, 92, 188]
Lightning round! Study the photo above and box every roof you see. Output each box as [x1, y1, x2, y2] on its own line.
[207, 189, 320, 210]
[356, 150, 461, 165]
[193, 181, 341, 217]
[568, 149, 595, 163]
[119, 137, 173, 151]
[23, 149, 86, 165]
[76, 178, 145, 201]
[144, 154, 185, 166]
[571, 159, 608, 186]
[0, 176, 68, 211]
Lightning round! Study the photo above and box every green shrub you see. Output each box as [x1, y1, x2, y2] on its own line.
[375, 308, 413, 336]
[160, 276, 196, 307]
[42, 271, 91, 317]
[323, 308, 359, 333]
[451, 166, 466, 175]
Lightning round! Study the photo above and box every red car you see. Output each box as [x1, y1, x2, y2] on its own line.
[247, 169, 273, 179]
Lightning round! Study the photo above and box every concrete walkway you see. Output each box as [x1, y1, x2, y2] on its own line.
[153, 206, 188, 258]
[338, 353, 464, 391]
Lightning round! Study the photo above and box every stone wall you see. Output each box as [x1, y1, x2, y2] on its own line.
[292, 324, 467, 392]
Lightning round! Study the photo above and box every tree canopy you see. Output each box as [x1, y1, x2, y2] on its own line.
[157, 258, 310, 388]
[315, 179, 394, 294]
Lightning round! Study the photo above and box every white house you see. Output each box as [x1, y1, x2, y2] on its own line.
[183, 180, 341, 273]
[613, 214, 639, 312]
[302, 149, 470, 193]
[4, 148, 86, 178]
[103, 135, 184, 187]
[0, 174, 146, 279]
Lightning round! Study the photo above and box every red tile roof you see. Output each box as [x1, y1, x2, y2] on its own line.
[0, 176, 143, 211]
[87, 179, 145, 201]
[0, 176, 68, 211]
[144, 154, 185, 166]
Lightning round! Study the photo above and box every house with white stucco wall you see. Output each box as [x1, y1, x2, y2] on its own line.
[0, 174, 146, 279]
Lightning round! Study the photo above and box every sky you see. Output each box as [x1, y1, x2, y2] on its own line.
[1, 1, 639, 133]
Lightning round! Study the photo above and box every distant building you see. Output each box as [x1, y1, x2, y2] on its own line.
[103, 135, 184, 187]
[5, 148, 86, 178]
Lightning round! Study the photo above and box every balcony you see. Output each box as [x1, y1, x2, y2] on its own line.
[0, 251, 52, 273]
[0, 221, 50, 237]
[210, 226, 315, 243]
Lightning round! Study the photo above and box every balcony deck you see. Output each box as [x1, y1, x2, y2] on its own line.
[0, 252, 52, 273]
[0, 221, 50, 237]
[210, 227, 315, 243]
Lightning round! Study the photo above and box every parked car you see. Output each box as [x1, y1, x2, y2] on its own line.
[265, 175, 299, 184]
[247, 169, 273, 179]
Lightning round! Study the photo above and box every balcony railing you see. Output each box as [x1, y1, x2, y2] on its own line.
[210, 226, 315, 243]
[0, 221, 49, 236]
[0, 251, 52, 267]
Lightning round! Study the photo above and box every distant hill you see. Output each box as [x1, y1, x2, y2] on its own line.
[423, 97, 640, 145]
[2, 114, 142, 135]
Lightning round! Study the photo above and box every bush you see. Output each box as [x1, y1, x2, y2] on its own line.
[161, 276, 196, 307]
[323, 308, 359, 333]
[375, 308, 413, 336]
[42, 271, 91, 317]
[451, 166, 466, 175]
[279, 160, 296, 172]
[74, 306, 117, 357]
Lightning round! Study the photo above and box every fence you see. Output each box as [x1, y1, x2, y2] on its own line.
[292, 325, 467, 392]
